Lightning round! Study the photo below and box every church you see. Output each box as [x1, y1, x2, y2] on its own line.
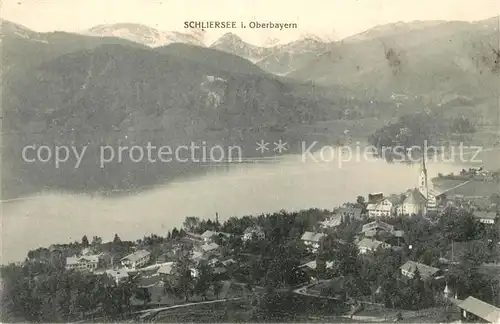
[396, 159, 437, 216]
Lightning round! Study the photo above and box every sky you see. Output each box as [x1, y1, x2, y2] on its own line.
[1, 0, 498, 45]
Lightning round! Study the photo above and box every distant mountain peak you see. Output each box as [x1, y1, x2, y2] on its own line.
[85, 23, 205, 47]
[211, 32, 244, 46]
[262, 37, 282, 47]
[298, 33, 327, 43]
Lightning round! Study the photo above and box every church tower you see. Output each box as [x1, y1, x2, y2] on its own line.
[418, 158, 429, 199]
[418, 158, 437, 211]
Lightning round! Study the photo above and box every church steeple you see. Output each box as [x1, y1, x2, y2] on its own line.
[418, 157, 437, 212]
[418, 158, 429, 200]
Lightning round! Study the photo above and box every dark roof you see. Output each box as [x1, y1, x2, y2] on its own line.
[386, 195, 402, 205]
[403, 189, 427, 205]
[458, 296, 500, 323]
[368, 193, 384, 204]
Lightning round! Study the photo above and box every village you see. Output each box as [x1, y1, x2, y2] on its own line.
[2, 162, 499, 323]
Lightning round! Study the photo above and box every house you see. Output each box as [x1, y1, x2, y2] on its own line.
[361, 220, 394, 234]
[457, 296, 500, 323]
[473, 211, 498, 224]
[201, 230, 217, 243]
[357, 238, 390, 254]
[200, 242, 220, 255]
[121, 250, 151, 269]
[336, 207, 363, 222]
[319, 214, 343, 229]
[105, 269, 130, 285]
[298, 260, 335, 282]
[397, 189, 428, 216]
[360, 219, 402, 242]
[65, 254, 102, 271]
[400, 261, 441, 280]
[367, 198, 397, 217]
[301, 231, 327, 252]
[242, 225, 265, 241]
[156, 262, 176, 276]
[200, 230, 231, 243]
[321, 207, 364, 229]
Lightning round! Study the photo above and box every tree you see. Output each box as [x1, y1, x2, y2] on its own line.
[460, 240, 491, 267]
[195, 262, 213, 300]
[212, 280, 224, 299]
[171, 228, 180, 239]
[91, 236, 102, 247]
[183, 216, 200, 232]
[440, 209, 478, 242]
[173, 247, 194, 302]
[356, 196, 366, 212]
[112, 234, 121, 244]
[81, 235, 89, 248]
[134, 288, 151, 306]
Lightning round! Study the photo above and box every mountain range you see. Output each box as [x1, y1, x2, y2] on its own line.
[77, 23, 337, 74]
[74, 19, 500, 85]
[290, 17, 499, 101]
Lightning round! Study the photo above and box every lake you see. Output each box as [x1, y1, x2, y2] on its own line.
[0, 149, 470, 263]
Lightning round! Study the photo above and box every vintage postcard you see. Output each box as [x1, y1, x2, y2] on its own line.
[1, 0, 499, 322]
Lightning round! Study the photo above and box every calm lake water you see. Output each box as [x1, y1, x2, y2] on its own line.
[1, 149, 470, 263]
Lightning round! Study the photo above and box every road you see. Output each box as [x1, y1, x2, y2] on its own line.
[134, 297, 244, 321]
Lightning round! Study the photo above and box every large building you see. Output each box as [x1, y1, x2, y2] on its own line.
[397, 189, 428, 216]
[366, 197, 398, 217]
[121, 250, 151, 269]
[65, 254, 103, 272]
